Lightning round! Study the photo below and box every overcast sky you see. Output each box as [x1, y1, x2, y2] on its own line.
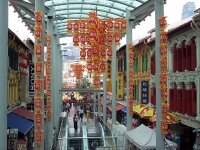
[8, 0, 200, 44]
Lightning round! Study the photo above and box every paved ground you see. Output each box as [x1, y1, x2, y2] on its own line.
[67, 104, 95, 134]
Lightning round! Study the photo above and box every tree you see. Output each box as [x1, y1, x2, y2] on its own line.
[76, 76, 91, 96]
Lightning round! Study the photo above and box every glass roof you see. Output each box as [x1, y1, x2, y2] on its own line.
[9, 0, 153, 38]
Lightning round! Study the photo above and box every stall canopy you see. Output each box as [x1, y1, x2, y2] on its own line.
[7, 113, 34, 135]
[124, 124, 177, 149]
[12, 107, 34, 121]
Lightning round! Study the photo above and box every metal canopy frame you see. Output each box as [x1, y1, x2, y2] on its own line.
[9, 0, 154, 38]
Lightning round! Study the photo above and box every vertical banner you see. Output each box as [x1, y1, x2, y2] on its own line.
[29, 64, 34, 96]
[141, 80, 149, 104]
[117, 72, 124, 100]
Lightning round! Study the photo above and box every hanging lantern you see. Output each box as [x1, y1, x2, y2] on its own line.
[162, 102, 169, 116]
[67, 21, 73, 33]
[121, 18, 127, 33]
[80, 20, 85, 32]
[87, 48, 93, 60]
[85, 34, 91, 44]
[160, 16, 167, 28]
[93, 47, 99, 56]
[106, 18, 113, 31]
[114, 31, 120, 44]
[93, 76, 100, 88]
[107, 48, 112, 59]
[35, 61, 43, 76]
[114, 19, 120, 30]
[80, 34, 85, 44]
[73, 20, 79, 32]
[35, 130, 42, 146]
[34, 26, 42, 41]
[87, 63, 93, 72]
[35, 97, 42, 112]
[73, 34, 79, 46]
[80, 48, 86, 60]
[100, 49, 106, 57]
[160, 31, 167, 43]
[35, 44, 42, 58]
[35, 113, 42, 128]
[34, 79, 42, 93]
[46, 67, 51, 75]
[161, 120, 168, 134]
[46, 35, 51, 45]
[107, 33, 113, 43]
[35, 11, 43, 23]
[46, 46, 51, 53]
[99, 62, 106, 72]
[93, 62, 99, 72]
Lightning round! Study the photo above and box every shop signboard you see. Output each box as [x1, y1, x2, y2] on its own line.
[29, 63, 34, 96]
[141, 80, 149, 104]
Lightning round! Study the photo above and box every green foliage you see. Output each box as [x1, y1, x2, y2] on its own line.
[76, 76, 91, 96]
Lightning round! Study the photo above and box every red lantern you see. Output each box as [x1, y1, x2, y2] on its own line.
[115, 31, 120, 44]
[35, 61, 43, 75]
[35, 130, 42, 145]
[80, 48, 86, 60]
[35, 11, 43, 22]
[80, 35, 85, 44]
[100, 50, 106, 57]
[47, 90, 51, 96]
[114, 19, 120, 30]
[35, 97, 42, 111]
[34, 26, 42, 41]
[34, 79, 42, 93]
[107, 48, 112, 58]
[160, 16, 167, 28]
[80, 20, 85, 31]
[93, 63, 99, 72]
[73, 34, 79, 46]
[67, 22, 73, 33]
[35, 113, 42, 128]
[99, 63, 106, 72]
[93, 76, 100, 88]
[46, 67, 51, 75]
[87, 48, 93, 59]
[46, 46, 51, 53]
[35, 44, 42, 58]
[121, 19, 127, 32]
[87, 63, 93, 72]
[46, 34, 51, 44]
[161, 120, 168, 134]
[107, 34, 113, 43]
[106, 18, 113, 31]
[73, 21, 79, 32]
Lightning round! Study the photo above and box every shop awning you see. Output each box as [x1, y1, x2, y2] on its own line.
[7, 113, 34, 135]
[12, 107, 34, 121]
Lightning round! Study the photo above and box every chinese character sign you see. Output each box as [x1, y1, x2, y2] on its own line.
[141, 80, 149, 104]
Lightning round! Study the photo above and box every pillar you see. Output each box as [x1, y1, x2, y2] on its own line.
[52, 31, 58, 132]
[111, 39, 117, 124]
[195, 35, 200, 70]
[34, 0, 45, 149]
[126, 10, 132, 130]
[196, 78, 200, 121]
[98, 92, 100, 115]
[0, 0, 8, 149]
[155, 0, 165, 149]
[103, 73, 107, 124]
[47, 8, 54, 149]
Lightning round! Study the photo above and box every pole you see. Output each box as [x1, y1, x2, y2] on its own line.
[155, 0, 165, 149]
[47, 8, 54, 149]
[126, 10, 133, 131]
[34, 0, 45, 149]
[0, 0, 8, 149]
[111, 39, 117, 124]
[103, 73, 107, 124]
[98, 92, 100, 115]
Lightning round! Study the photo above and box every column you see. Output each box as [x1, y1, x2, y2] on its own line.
[155, 0, 165, 149]
[34, 0, 45, 149]
[98, 92, 100, 115]
[126, 10, 132, 130]
[52, 31, 58, 132]
[196, 78, 200, 121]
[103, 73, 107, 124]
[111, 39, 117, 124]
[168, 46, 173, 72]
[0, 0, 8, 149]
[47, 8, 54, 149]
[195, 35, 200, 70]
[58, 44, 63, 116]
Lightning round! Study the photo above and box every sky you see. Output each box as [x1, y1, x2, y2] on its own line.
[8, 0, 200, 45]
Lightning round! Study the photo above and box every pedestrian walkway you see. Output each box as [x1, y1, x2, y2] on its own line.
[67, 104, 95, 137]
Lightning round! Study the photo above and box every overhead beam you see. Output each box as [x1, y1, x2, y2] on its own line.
[54, 7, 125, 18]
[60, 88, 103, 92]
[16, 5, 34, 18]
[22, 17, 35, 25]
[48, 2, 127, 12]
[9, 0, 34, 10]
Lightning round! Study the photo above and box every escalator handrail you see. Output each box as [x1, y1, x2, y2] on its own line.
[82, 125, 89, 150]
[98, 122, 106, 147]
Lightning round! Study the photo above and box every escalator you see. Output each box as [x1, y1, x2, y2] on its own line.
[68, 127, 83, 150]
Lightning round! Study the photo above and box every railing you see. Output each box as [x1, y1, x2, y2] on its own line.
[82, 125, 89, 150]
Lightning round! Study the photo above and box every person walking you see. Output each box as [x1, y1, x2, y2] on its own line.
[73, 114, 79, 132]
[86, 107, 90, 122]
[79, 107, 84, 122]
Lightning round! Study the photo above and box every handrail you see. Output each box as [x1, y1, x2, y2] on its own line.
[82, 125, 89, 150]
[98, 122, 106, 147]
